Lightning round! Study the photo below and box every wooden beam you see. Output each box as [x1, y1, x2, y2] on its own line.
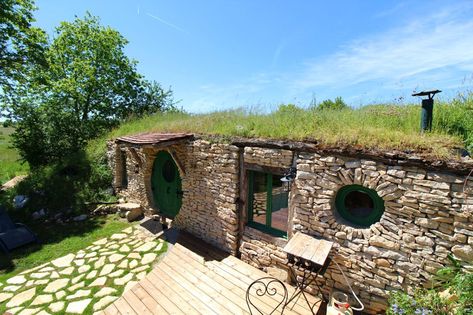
[129, 138, 192, 149]
[236, 148, 245, 258]
[167, 149, 186, 176]
[129, 148, 143, 168]
[243, 162, 287, 175]
[232, 137, 318, 151]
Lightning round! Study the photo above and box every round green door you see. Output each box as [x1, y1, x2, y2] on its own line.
[151, 151, 183, 218]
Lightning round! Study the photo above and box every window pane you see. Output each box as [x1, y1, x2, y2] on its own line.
[344, 190, 374, 217]
[270, 174, 288, 232]
[251, 172, 267, 226]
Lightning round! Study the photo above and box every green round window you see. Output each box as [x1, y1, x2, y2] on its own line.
[335, 185, 385, 227]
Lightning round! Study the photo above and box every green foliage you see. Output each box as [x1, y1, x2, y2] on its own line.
[3, 149, 113, 219]
[315, 96, 350, 110]
[449, 272, 473, 314]
[388, 256, 473, 315]
[275, 103, 305, 114]
[129, 80, 177, 119]
[0, 0, 47, 92]
[435, 94, 473, 151]
[4, 13, 174, 167]
[387, 289, 453, 315]
[0, 126, 28, 184]
[435, 255, 473, 314]
[2, 120, 13, 128]
[101, 100, 467, 158]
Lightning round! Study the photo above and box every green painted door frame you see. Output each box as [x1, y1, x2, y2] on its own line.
[151, 151, 183, 218]
[247, 170, 287, 238]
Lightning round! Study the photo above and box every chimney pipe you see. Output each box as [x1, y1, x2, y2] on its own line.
[412, 90, 441, 133]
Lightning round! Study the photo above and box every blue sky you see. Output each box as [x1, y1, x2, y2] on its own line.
[34, 0, 473, 113]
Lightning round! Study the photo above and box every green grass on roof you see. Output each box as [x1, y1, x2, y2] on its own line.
[95, 97, 473, 160]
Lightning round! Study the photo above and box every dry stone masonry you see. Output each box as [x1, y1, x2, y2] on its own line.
[240, 151, 473, 314]
[108, 135, 473, 314]
[244, 146, 293, 168]
[173, 140, 241, 254]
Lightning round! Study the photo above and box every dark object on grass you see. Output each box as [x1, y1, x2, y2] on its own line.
[412, 89, 441, 133]
[0, 205, 38, 253]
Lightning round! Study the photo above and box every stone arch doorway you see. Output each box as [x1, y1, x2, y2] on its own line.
[151, 150, 183, 218]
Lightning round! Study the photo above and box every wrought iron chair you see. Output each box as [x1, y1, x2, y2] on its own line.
[246, 276, 288, 315]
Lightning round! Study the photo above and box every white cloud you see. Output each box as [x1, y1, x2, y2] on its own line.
[181, 2, 473, 112]
[293, 3, 473, 94]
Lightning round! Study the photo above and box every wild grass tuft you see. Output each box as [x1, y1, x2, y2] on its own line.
[96, 96, 473, 159]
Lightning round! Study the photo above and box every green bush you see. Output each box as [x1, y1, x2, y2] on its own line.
[387, 256, 473, 315]
[387, 289, 452, 315]
[3, 149, 114, 221]
[315, 96, 350, 110]
[435, 256, 473, 314]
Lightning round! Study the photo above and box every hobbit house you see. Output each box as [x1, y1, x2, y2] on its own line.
[107, 132, 473, 314]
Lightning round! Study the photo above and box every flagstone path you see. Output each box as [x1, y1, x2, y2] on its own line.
[0, 225, 167, 315]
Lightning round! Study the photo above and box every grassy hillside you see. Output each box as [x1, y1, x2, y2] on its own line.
[96, 98, 473, 160]
[0, 126, 29, 185]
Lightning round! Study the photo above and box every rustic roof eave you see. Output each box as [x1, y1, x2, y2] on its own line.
[115, 132, 194, 146]
[230, 136, 473, 175]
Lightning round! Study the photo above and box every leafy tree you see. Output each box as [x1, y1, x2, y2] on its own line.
[317, 96, 349, 110]
[5, 13, 174, 166]
[0, 0, 47, 93]
[126, 80, 176, 118]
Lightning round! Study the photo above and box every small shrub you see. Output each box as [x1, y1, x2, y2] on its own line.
[435, 255, 473, 314]
[4, 149, 113, 221]
[387, 289, 453, 315]
[388, 256, 473, 315]
[315, 96, 350, 110]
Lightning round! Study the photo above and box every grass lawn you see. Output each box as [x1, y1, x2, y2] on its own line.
[0, 126, 29, 185]
[0, 223, 167, 314]
[0, 214, 129, 282]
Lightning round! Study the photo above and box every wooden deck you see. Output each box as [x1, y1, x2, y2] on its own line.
[102, 230, 321, 314]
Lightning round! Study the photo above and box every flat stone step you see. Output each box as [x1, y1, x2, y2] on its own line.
[1, 175, 27, 191]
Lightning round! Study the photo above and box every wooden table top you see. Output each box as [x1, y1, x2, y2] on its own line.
[283, 232, 333, 267]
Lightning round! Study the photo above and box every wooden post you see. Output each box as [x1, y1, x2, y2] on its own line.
[236, 147, 246, 258]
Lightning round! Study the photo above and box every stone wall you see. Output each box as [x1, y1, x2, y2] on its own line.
[240, 226, 288, 270]
[244, 146, 293, 168]
[108, 139, 241, 254]
[239, 149, 473, 314]
[173, 140, 241, 254]
[109, 137, 473, 314]
[239, 146, 294, 274]
[107, 141, 189, 214]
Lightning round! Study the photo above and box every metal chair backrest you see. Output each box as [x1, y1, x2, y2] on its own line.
[246, 276, 288, 315]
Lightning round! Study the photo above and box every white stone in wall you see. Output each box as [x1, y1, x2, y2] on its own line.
[452, 244, 473, 261]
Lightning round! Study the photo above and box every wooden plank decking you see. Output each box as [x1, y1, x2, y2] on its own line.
[102, 230, 322, 314]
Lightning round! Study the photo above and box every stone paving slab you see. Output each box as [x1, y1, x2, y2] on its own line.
[0, 224, 167, 315]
